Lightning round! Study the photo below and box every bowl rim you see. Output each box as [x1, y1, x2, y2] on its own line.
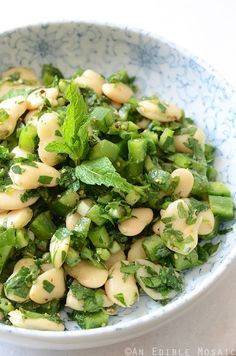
[0, 20, 235, 346]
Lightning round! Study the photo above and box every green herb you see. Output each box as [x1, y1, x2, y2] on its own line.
[0, 108, 9, 122]
[4, 266, 39, 299]
[42, 64, 64, 86]
[70, 281, 103, 312]
[76, 157, 137, 194]
[114, 293, 127, 306]
[46, 83, 89, 161]
[107, 69, 136, 91]
[42, 280, 55, 293]
[20, 190, 39, 203]
[158, 102, 167, 113]
[38, 175, 53, 184]
[120, 261, 139, 281]
[11, 165, 24, 174]
[177, 202, 189, 219]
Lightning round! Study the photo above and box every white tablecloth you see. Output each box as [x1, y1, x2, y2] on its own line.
[0, 0, 235, 354]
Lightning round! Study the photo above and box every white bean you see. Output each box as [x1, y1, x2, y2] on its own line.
[118, 208, 153, 237]
[66, 212, 81, 231]
[160, 199, 202, 254]
[137, 99, 182, 122]
[171, 168, 194, 198]
[0, 187, 38, 210]
[105, 261, 139, 307]
[50, 230, 71, 269]
[152, 220, 162, 235]
[11, 146, 29, 158]
[77, 199, 94, 216]
[74, 69, 105, 95]
[41, 263, 54, 272]
[24, 109, 40, 126]
[29, 268, 65, 304]
[128, 237, 147, 261]
[174, 127, 206, 153]
[105, 250, 126, 269]
[0, 96, 27, 139]
[64, 260, 108, 288]
[27, 87, 59, 110]
[0, 207, 33, 229]
[9, 309, 64, 331]
[13, 258, 35, 273]
[102, 83, 133, 103]
[65, 288, 113, 311]
[198, 209, 215, 235]
[9, 161, 60, 190]
[1, 67, 40, 83]
[37, 112, 64, 166]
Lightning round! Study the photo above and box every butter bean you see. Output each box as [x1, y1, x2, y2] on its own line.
[137, 99, 182, 122]
[9, 161, 60, 190]
[27, 87, 59, 110]
[0, 96, 27, 139]
[102, 82, 133, 103]
[9, 309, 64, 331]
[128, 237, 147, 261]
[118, 208, 153, 236]
[64, 260, 108, 288]
[171, 168, 194, 198]
[0, 187, 38, 210]
[74, 69, 105, 95]
[29, 268, 65, 304]
[105, 261, 138, 307]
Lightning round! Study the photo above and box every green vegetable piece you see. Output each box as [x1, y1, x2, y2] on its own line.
[0, 246, 12, 275]
[86, 204, 107, 226]
[191, 171, 209, 196]
[89, 140, 120, 163]
[51, 190, 79, 217]
[142, 235, 171, 262]
[96, 248, 110, 261]
[159, 128, 175, 153]
[172, 249, 199, 271]
[0, 297, 14, 314]
[89, 226, 110, 248]
[90, 107, 114, 133]
[209, 195, 234, 219]
[15, 229, 29, 249]
[30, 211, 56, 240]
[19, 125, 38, 153]
[168, 153, 192, 168]
[128, 138, 147, 163]
[207, 182, 231, 197]
[71, 310, 109, 329]
[38, 175, 53, 185]
[43, 280, 55, 293]
[147, 169, 178, 193]
[206, 165, 218, 181]
[42, 64, 64, 86]
[65, 247, 80, 267]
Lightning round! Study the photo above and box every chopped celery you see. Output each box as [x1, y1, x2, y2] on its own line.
[19, 125, 38, 153]
[89, 140, 120, 162]
[209, 196, 234, 219]
[30, 211, 56, 240]
[128, 138, 147, 163]
[159, 128, 175, 153]
[51, 190, 79, 217]
[86, 204, 107, 226]
[89, 226, 110, 248]
[207, 182, 231, 197]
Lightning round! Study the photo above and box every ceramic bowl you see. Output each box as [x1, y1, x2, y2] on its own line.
[0, 22, 235, 350]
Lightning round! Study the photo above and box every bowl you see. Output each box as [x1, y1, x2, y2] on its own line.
[0, 22, 235, 350]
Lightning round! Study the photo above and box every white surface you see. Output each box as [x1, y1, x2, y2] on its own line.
[0, 0, 236, 354]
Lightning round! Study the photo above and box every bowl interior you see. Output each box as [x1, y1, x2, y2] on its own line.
[0, 22, 235, 345]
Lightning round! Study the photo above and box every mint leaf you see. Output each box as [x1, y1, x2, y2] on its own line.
[46, 83, 89, 161]
[75, 157, 134, 193]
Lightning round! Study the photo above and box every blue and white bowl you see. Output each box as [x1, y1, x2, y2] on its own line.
[0, 22, 235, 350]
